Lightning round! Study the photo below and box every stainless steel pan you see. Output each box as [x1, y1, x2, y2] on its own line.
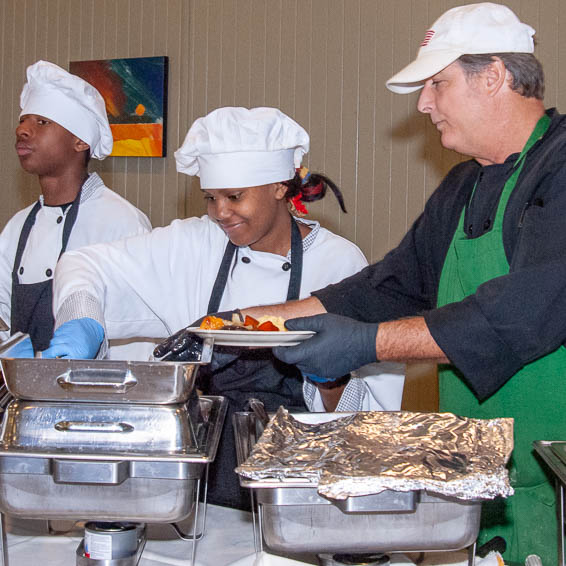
[234, 411, 481, 554]
[0, 395, 226, 522]
[0, 336, 213, 404]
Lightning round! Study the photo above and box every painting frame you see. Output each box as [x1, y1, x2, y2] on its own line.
[70, 56, 168, 157]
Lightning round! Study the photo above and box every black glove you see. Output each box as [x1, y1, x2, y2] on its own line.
[153, 310, 243, 362]
[153, 326, 204, 361]
[272, 313, 379, 379]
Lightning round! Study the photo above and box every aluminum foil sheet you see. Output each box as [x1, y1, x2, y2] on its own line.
[236, 408, 514, 501]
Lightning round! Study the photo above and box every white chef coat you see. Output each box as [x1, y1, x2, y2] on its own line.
[52, 215, 404, 410]
[303, 361, 406, 411]
[0, 173, 152, 354]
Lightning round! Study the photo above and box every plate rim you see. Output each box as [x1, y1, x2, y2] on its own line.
[187, 327, 314, 336]
[186, 327, 315, 347]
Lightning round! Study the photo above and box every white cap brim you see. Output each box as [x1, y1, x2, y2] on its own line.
[175, 148, 296, 189]
[386, 49, 463, 93]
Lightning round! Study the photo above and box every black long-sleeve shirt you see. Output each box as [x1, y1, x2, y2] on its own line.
[314, 109, 566, 401]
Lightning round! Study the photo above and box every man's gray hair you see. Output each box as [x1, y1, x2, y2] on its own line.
[457, 53, 544, 100]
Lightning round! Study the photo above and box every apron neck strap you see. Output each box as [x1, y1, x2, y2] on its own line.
[58, 188, 82, 260]
[286, 217, 303, 301]
[460, 113, 552, 235]
[511, 113, 551, 170]
[492, 113, 551, 226]
[12, 201, 42, 283]
[11, 187, 83, 282]
[207, 216, 304, 314]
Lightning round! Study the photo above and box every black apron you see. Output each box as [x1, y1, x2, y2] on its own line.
[202, 217, 307, 509]
[10, 190, 81, 352]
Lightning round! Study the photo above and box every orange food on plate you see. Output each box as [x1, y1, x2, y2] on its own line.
[199, 313, 286, 332]
[200, 315, 225, 330]
[244, 315, 260, 329]
[257, 321, 279, 331]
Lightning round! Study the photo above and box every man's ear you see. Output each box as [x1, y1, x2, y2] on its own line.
[483, 57, 508, 96]
[74, 138, 90, 154]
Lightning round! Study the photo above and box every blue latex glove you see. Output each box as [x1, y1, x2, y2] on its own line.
[7, 336, 34, 358]
[273, 313, 379, 380]
[41, 318, 104, 359]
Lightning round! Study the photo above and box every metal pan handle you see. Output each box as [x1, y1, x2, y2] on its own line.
[55, 421, 134, 433]
[53, 459, 130, 485]
[56, 368, 138, 392]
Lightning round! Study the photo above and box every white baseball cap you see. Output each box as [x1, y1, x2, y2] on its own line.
[175, 107, 309, 189]
[386, 3, 535, 94]
[20, 60, 114, 159]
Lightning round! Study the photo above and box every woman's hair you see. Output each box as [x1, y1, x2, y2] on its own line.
[282, 171, 347, 213]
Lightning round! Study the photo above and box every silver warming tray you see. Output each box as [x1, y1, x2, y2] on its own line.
[0, 395, 226, 522]
[533, 441, 566, 566]
[0, 358, 209, 405]
[0, 332, 213, 404]
[234, 411, 482, 554]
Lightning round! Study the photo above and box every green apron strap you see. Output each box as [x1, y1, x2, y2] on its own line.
[495, 113, 551, 222]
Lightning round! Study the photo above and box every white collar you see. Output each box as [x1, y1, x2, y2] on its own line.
[38, 172, 104, 207]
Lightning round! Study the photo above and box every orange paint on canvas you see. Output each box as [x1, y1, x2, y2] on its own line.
[110, 123, 163, 157]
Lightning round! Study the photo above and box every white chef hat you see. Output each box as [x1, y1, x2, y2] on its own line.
[386, 3, 535, 94]
[19, 60, 114, 160]
[175, 107, 310, 189]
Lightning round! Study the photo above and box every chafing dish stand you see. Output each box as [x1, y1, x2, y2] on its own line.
[234, 411, 479, 566]
[0, 336, 227, 566]
[533, 440, 566, 566]
[0, 376, 226, 566]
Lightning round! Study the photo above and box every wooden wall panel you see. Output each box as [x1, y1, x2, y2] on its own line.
[1, 0, 565, 266]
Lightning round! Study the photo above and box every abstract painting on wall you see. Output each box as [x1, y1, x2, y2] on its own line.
[70, 56, 168, 157]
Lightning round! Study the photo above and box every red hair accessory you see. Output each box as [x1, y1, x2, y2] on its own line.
[290, 193, 308, 215]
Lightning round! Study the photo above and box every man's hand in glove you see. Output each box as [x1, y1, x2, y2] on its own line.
[273, 313, 379, 379]
[42, 318, 104, 359]
[153, 310, 242, 365]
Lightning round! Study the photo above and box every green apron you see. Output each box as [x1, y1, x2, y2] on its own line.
[436, 115, 561, 564]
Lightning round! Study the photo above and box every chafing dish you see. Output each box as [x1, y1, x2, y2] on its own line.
[1, 399, 200, 456]
[0, 395, 226, 522]
[533, 441, 566, 566]
[234, 411, 482, 555]
[0, 336, 212, 404]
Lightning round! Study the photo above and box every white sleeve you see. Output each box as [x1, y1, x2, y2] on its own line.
[0, 248, 12, 342]
[0, 212, 27, 339]
[53, 218, 220, 341]
[303, 362, 406, 412]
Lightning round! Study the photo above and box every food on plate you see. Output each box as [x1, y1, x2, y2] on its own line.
[199, 314, 287, 331]
[255, 315, 286, 331]
[199, 315, 226, 330]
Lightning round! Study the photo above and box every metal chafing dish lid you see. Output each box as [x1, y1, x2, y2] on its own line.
[0, 334, 213, 405]
[0, 395, 227, 463]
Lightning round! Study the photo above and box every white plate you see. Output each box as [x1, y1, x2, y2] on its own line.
[188, 327, 315, 347]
